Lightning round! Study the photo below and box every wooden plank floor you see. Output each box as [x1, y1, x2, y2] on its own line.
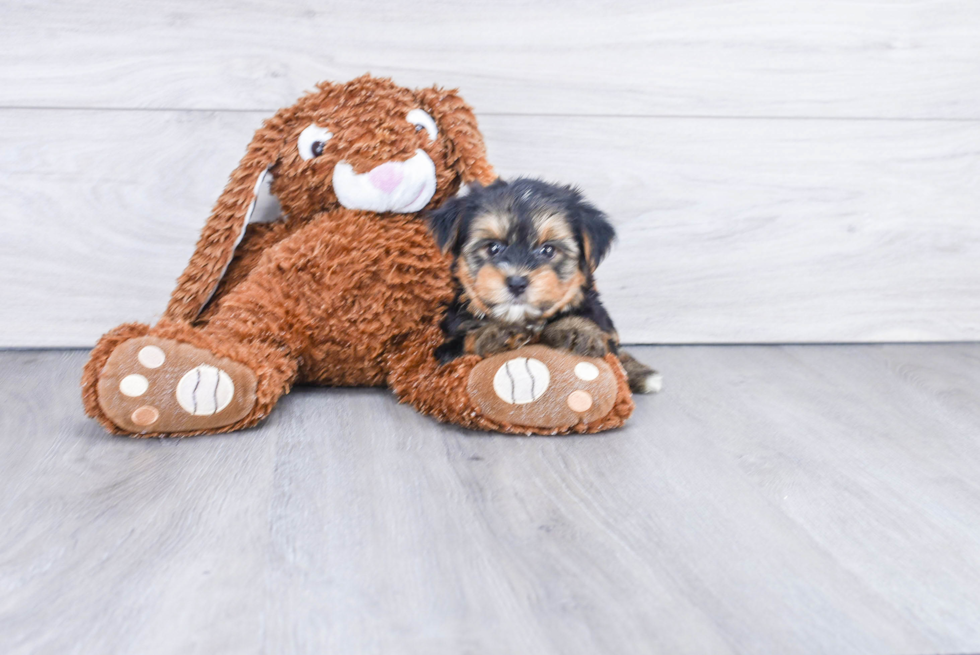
[2, 345, 979, 654]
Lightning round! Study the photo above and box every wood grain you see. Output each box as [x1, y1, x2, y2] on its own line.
[2, 108, 978, 346]
[2, 346, 980, 654]
[2, 0, 979, 119]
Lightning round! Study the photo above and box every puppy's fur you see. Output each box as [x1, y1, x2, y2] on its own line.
[429, 178, 660, 394]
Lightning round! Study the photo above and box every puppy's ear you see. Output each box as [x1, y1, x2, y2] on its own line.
[571, 194, 616, 271]
[427, 193, 471, 255]
[414, 86, 496, 186]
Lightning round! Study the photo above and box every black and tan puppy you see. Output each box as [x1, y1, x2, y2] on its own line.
[428, 177, 661, 394]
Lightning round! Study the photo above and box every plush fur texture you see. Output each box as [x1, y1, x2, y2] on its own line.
[81, 77, 635, 437]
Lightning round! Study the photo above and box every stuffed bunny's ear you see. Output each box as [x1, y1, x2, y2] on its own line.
[164, 126, 283, 322]
[414, 86, 496, 186]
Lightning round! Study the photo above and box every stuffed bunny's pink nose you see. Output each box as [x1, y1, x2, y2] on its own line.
[368, 163, 403, 194]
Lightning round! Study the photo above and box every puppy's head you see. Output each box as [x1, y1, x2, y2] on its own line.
[429, 178, 615, 324]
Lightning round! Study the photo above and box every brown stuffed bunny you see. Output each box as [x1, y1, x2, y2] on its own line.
[81, 75, 634, 437]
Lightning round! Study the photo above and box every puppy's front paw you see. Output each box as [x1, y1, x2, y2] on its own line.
[541, 317, 610, 357]
[468, 323, 534, 357]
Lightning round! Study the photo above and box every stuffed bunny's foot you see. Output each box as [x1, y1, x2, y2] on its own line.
[96, 336, 257, 434]
[467, 345, 620, 432]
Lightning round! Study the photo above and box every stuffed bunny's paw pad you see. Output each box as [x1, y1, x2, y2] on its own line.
[467, 345, 618, 431]
[96, 337, 257, 434]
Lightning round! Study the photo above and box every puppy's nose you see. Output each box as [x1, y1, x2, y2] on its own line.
[506, 276, 530, 296]
[367, 162, 404, 194]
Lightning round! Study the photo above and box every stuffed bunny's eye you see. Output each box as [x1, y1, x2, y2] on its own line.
[298, 124, 333, 161]
[407, 109, 438, 141]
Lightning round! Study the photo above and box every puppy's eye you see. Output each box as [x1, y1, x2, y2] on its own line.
[485, 241, 503, 257]
[407, 109, 438, 141]
[298, 124, 333, 161]
[538, 244, 557, 259]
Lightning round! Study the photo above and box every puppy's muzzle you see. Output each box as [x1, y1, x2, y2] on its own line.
[333, 150, 437, 213]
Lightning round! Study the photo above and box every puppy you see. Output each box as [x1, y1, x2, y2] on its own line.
[428, 177, 661, 394]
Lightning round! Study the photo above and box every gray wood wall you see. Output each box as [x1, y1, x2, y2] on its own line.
[2, 0, 978, 347]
